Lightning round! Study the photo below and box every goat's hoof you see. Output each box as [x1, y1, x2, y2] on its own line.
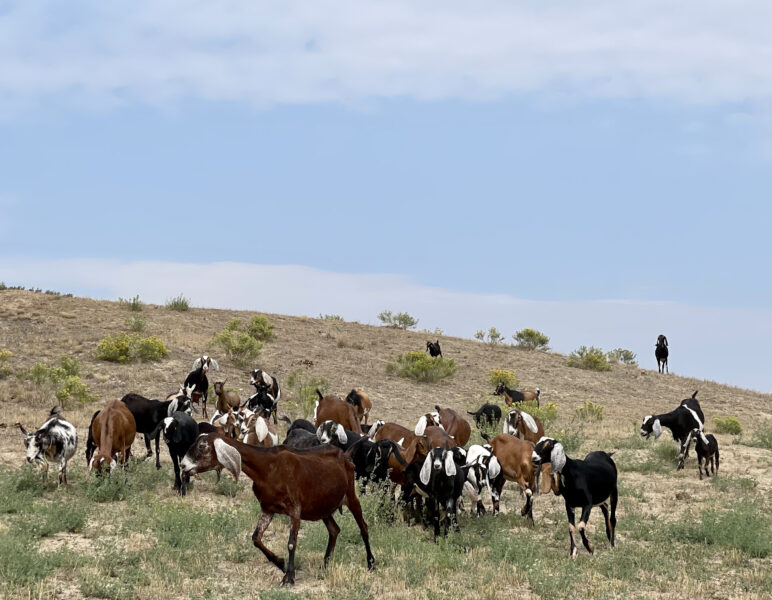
[280, 573, 295, 586]
[156, 464, 162, 470]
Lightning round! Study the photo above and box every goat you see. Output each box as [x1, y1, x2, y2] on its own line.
[242, 414, 279, 447]
[184, 355, 219, 418]
[210, 410, 239, 439]
[532, 437, 618, 558]
[250, 369, 281, 424]
[283, 428, 323, 449]
[373, 423, 431, 486]
[180, 433, 376, 584]
[655, 334, 669, 374]
[280, 416, 317, 435]
[414, 411, 442, 436]
[213, 381, 241, 414]
[317, 420, 353, 448]
[467, 403, 502, 428]
[345, 388, 373, 425]
[434, 405, 471, 447]
[162, 412, 199, 495]
[120, 391, 193, 469]
[463, 444, 503, 515]
[89, 400, 137, 473]
[314, 391, 362, 434]
[424, 425, 457, 449]
[17, 409, 78, 485]
[503, 409, 544, 444]
[346, 437, 407, 490]
[481, 433, 538, 522]
[688, 428, 719, 480]
[493, 382, 541, 408]
[640, 391, 705, 469]
[426, 340, 442, 358]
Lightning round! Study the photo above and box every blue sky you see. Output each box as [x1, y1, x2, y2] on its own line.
[1, 1, 770, 390]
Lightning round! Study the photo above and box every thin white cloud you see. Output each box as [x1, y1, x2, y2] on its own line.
[0, 1, 769, 111]
[1, 258, 770, 393]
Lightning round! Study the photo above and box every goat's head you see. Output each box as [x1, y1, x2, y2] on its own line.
[162, 417, 181, 444]
[504, 410, 520, 435]
[656, 335, 668, 348]
[89, 451, 117, 474]
[213, 381, 225, 396]
[640, 415, 662, 439]
[419, 444, 455, 485]
[249, 369, 272, 388]
[532, 436, 566, 475]
[345, 389, 362, 408]
[17, 423, 47, 465]
[181, 434, 241, 480]
[414, 411, 442, 436]
[317, 420, 348, 446]
[493, 382, 505, 396]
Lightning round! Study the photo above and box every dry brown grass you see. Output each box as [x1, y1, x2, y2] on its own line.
[1, 289, 771, 600]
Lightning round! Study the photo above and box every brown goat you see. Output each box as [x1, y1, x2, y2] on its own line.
[503, 409, 544, 444]
[213, 380, 241, 414]
[243, 414, 278, 447]
[89, 400, 136, 473]
[434, 405, 471, 447]
[481, 433, 538, 523]
[373, 423, 430, 485]
[493, 382, 541, 407]
[211, 410, 239, 439]
[314, 391, 362, 434]
[345, 388, 373, 425]
[180, 433, 375, 585]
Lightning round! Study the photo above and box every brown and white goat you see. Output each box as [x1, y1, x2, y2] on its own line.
[503, 409, 544, 444]
[242, 414, 279, 447]
[210, 410, 239, 439]
[180, 433, 375, 585]
[314, 391, 362, 434]
[481, 432, 539, 523]
[345, 388, 373, 425]
[89, 400, 137, 473]
[373, 422, 430, 485]
[434, 405, 471, 447]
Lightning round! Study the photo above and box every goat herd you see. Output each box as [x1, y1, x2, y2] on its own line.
[15, 344, 720, 586]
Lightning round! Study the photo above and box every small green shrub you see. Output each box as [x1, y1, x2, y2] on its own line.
[135, 336, 169, 362]
[95, 333, 169, 364]
[744, 425, 772, 450]
[377, 310, 418, 330]
[606, 348, 638, 366]
[84, 472, 131, 503]
[55, 376, 96, 405]
[386, 351, 457, 383]
[125, 315, 146, 332]
[59, 355, 81, 377]
[246, 315, 275, 341]
[165, 294, 190, 311]
[118, 294, 143, 311]
[474, 330, 486, 342]
[567, 346, 611, 371]
[575, 400, 605, 422]
[513, 328, 550, 351]
[0, 348, 12, 378]
[488, 368, 519, 389]
[713, 416, 742, 435]
[554, 427, 583, 453]
[320, 314, 343, 321]
[212, 318, 262, 367]
[285, 369, 331, 418]
[27, 362, 52, 384]
[95, 332, 136, 363]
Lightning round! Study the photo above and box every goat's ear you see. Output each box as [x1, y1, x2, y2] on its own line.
[487, 455, 501, 479]
[414, 416, 427, 436]
[16, 423, 28, 436]
[550, 442, 566, 474]
[444, 450, 456, 477]
[419, 453, 433, 486]
[213, 438, 241, 480]
[336, 424, 348, 445]
[210, 358, 219, 371]
[193, 357, 203, 370]
[652, 419, 663, 439]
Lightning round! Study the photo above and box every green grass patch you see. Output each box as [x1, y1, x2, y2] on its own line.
[575, 400, 604, 422]
[386, 351, 457, 383]
[165, 293, 190, 311]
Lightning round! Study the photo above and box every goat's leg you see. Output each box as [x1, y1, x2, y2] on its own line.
[322, 516, 340, 569]
[714, 449, 719, 474]
[282, 515, 300, 586]
[577, 505, 594, 554]
[59, 457, 67, 485]
[346, 486, 376, 571]
[609, 491, 618, 548]
[566, 505, 578, 558]
[171, 453, 183, 495]
[251, 512, 285, 573]
[492, 478, 504, 515]
[449, 497, 460, 533]
[143, 433, 152, 458]
[599, 502, 612, 546]
[202, 394, 208, 420]
[698, 456, 704, 480]
[155, 432, 161, 469]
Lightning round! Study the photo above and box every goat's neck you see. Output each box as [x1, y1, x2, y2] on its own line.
[655, 410, 679, 430]
[99, 412, 113, 457]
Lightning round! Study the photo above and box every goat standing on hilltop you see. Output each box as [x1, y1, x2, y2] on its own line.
[426, 340, 442, 358]
[655, 335, 669, 374]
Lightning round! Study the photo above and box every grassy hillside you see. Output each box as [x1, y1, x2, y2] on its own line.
[1, 289, 771, 600]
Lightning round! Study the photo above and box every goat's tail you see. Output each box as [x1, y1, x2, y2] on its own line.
[316, 389, 324, 400]
[278, 415, 292, 426]
[480, 432, 491, 443]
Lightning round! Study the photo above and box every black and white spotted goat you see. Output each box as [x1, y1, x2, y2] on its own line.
[640, 391, 705, 469]
[531, 437, 618, 558]
[463, 444, 503, 516]
[184, 355, 219, 419]
[247, 369, 281, 424]
[17, 407, 78, 485]
[688, 428, 720, 480]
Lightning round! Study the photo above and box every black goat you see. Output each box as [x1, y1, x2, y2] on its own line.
[280, 416, 316, 435]
[249, 369, 280, 424]
[426, 340, 442, 358]
[689, 428, 719, 480]
[282, 428, 322, 449]
[246, 386, 278, 424]
[162, 412, 199, 495]
[655, 334, 669, 374]
[466, 403, 502, 428]
[640, 391, 704, 469]
[120, 392, 193, 469]
[532, 437, 618, 558]
[184, 355, 219, 419]
[345, 437, 407, 491]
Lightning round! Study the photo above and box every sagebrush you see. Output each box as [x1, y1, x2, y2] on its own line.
[386, 351, 456, 383]
[568, 346, 611, 371]
[513, 328, 550, 351]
